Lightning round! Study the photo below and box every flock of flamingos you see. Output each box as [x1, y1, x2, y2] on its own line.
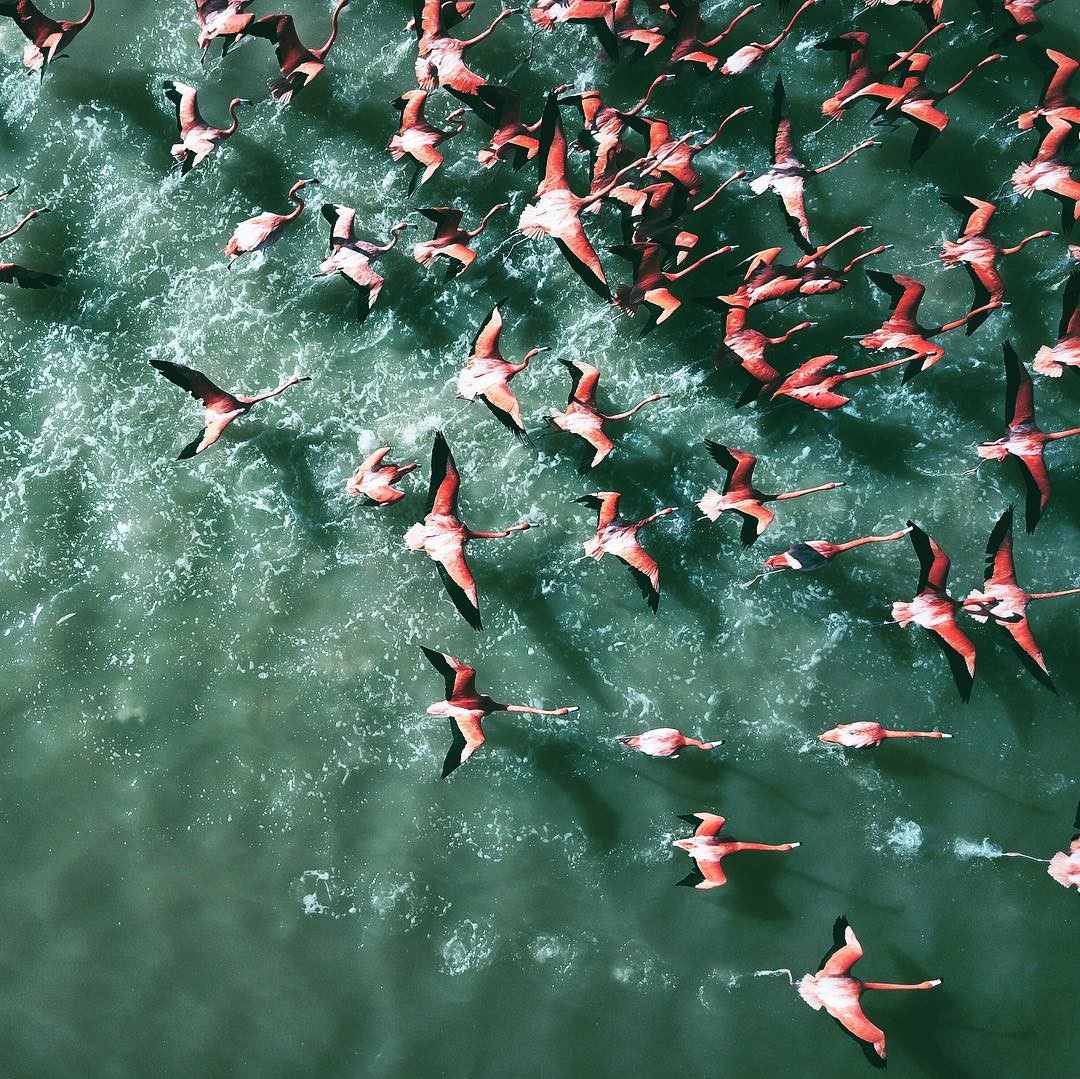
[2, 0, 1077, 1066]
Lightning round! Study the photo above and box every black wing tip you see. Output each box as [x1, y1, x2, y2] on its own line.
[676, 867, 705, 888]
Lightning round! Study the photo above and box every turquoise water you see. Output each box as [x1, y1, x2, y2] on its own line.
[1, 1, 1077, 1075]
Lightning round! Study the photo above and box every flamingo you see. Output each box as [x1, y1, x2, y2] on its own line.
[1033, 254, 1080, 376]
[1017, 49, 1080, 131]
[346, 448, 416, 505]
[1011, 116, 1080, 226]
[758, 528, 911, 576]
[517, 92, 650, 300]
[771, 353, 914, 411]
[224, 178, 316, 267]
[715, 308, 814, 404]
[840, 28, 1005, 160]
[421, 647, 576, 777]
[962, 506, 1080, 688]
[412, 203, 505, 278]
[0, 0, 94, 77]
[148, 360, 310, 460]
[889, 521, 976, 702]
[470, 85, 542, 170]
[405, 431, 531, 630]
[672, 812, 800, 890]
[720, 0, 820, 78]
[247, 0, 351, 104]
[751, 76, 876, 246]
[665, 0, 761, 74]
[610, 0, 665, 56]
[697, 441, 845, 547]
[529, 1, 619, 57]
[794, 916, 941, 1066]
[617, 728, 724, 758]
[0, 205, 62, 289]
[314, 207, 411, 323]
[856, 270, 1001, 382]
[575, 491, 675, 613]
[456, 301, 548, 440]
[969, 343, 1080, 532]
[388, 91, 467, 194]
[407, 0, 474, 33]
[193, 0, 254, 58]
[816, 30, 873, 121]
[1003, 801, 1080, 891]
[938, 195, 1053, 333]
[610, 240, 735, 327]
[1001, 0, 1053, 43]
[548, 359, 666, 468]
[412, 0, 514, 96]
[163, 81, 251, 174]
[714, 227, 887, 308]
[819, 722, 951, 748]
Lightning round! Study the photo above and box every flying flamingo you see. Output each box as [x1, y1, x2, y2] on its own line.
[247, 0, 351, 104]
[938, 195, 1053, 333]
[529, 1, 619, 58]
[756, 528, 911, 577]
[770, 353, 914, 411]
[715, 308, 814, 404]
[421, 646, 576, 777]
[720, 0, 821, 78]
[224, 178, 317, 267]
[193, 0, 254, 58]
[617, 728, 724, 758]
[163, 81, 251, 174]
[697, 441, 845, 547]
[856, 269, 1001, 382]
[1032, 254, 1080, 376]
[1003, 801, 1080, 891]
[0, 0, 94, 77]
[1001, 0, 1053, 43]
[751, 76, 876, 246]
[672, 812, 800, 890]
[665, 0, 762, 74]
[1011, 116, 1080, 226]
[968, 342, 1080, 532]
[388, 91, 467, 194]
[314, 207, 411, 323]
[962, 506, 1080, 688]
[412, 203, 505, 278]
[548, 359, 666, 468]
[412, 0, 514, 95]
[610, 0, 665, 56]
[148, 360, 310, 460]
[405, 431, 531, 630]
[516, 92, 650, 299]
[575, 491, 675, 613]
[470, 85, 542, 170]
[792, 916, 941, 1066]
[456, 301, 548, 440]
[816, 30, 872, 120]
[819, 722, 951, 748]
[840, 27, 1004, 160]
[0, 205, 62, 289]
[714, 227, 887, 308]
[1017, 49, 1080, 131]
[610, 240, 735, 327]
[407, 0, 474, 33]
[346, 447, 416, 505]
[888, 521, 976, 702]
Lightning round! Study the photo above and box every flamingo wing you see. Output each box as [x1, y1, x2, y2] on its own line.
[428, 430, 460, 516]
[779, 353, 838, 390]
[867, 270, 925, 327]
[561, 358, 600, 405]
[553, 221, 610, 301]
[5, 0, 59, 43]
[705, 440, 757, 494]
[321, 203, 357, 248]
[417, 205, 464, 237]
[150, 359, 240, 412]
[984, 507, 1018, 588]
[618, 539, 661, 613]
[575, 492, 620, 532]
[1016, 453, 1050, 533]
[471, 300, 506, 359]
[738, 504, 775, 547]
[927, 615, 977, 703]
[939, 194, 994, 237]
[535, 91, 570, 194]
[421, 645, 479, 700]
[907, 520, 951, 594]
[821, 920, 864, 977]
[176, 410, 238, 460]
[163, 80, 203, 134]
[442, 714, 486, 777]
[435, 546, 482, 630]
[1000, 615, 1053, 686]
[1003, 342, 1036, 428]
[678, 812, 728, 837]
[479, 382, 527, 441]
[771, 76, 797, 162]
[1060, 263, 1080, 339]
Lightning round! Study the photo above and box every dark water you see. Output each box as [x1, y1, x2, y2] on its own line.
[1, 1, 1077, 1076]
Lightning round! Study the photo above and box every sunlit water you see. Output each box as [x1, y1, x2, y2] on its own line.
[1, 1, 1076, 1076]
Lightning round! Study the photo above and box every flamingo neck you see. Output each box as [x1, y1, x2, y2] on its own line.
[1046, 427, 1080, 441]
[79, 0, 95, 27]
[0, 211, 37, 245]
[317, 0, 348, 58]
[224, 99, 243, 136]
[772, 483, 841, 501]
[1028, 586, 1080, 600]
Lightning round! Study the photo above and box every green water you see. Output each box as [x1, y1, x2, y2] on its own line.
[1, 1, 1077, 1076]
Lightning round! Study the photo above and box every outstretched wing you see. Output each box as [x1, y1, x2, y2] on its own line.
[907, 520, 950, 594]
[678, 812, 727, 837]
[867, 270, 924, 325]
[471, 300, 506, 359]
[561, 358, 600, 405]
[984, 507, 1017, 588]
[1016, 454, 1050, 534]
[321, 203, 357, 248]
[575, 492, 620, 531]
[705, 440, 757, 494]
[421, 645, 477, 700]
[149, 359, 238, 410]
[428, 430, 460, 516]
[1003, 341, 1036, 429]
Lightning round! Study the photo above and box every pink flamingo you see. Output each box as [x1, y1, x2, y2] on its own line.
[819, 722, 950, 748]
[224, 178, 317, 267]
[720, 0, 820, 77]
[715, 308, 814, 404]
[673, 812, 800, 890]
[771, 353, 912, 411]
[163, 81, 251, 174]
[193, 0, 254, 58]
[413, 0, 514, 95]
[346, 448, 416, 505]
[1003, 801, 1080, 890]
[412, 203, 505, 278]
[617, 728, 724, 758]
[665, 0, 762, 74]
[1011, 115, 1080, 224]
[388, 90, 467, 194]
[0, 0, 94, 77]
[757, 528, 911, 578]
[816, 31, 873, 121]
